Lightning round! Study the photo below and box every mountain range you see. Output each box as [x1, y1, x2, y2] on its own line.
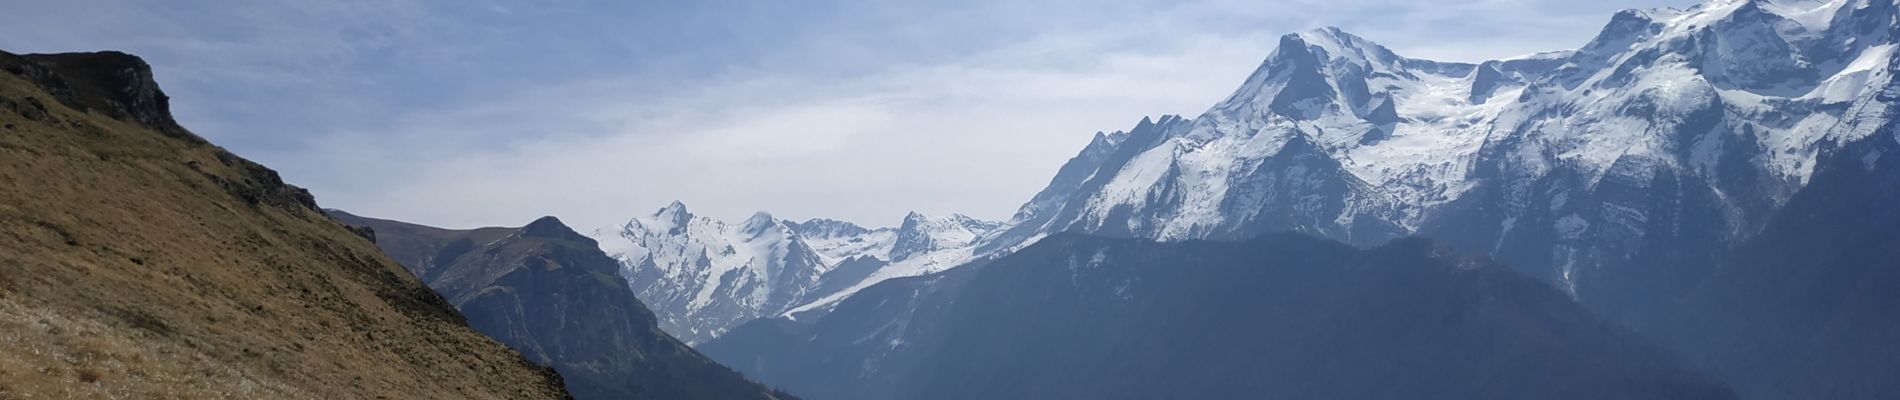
[618, 0, 1900, 348]
[981, 0, 1900, 323]
[692, 1, 1900, 399]
[592, 202, 1001, 344]
[8, 0, 1896, 399]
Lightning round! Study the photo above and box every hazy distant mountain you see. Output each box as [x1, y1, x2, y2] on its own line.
[331, 211, 796, 400]
[0, 50, 567, 398]
[591, 202, 999, 343]
[703, 234, 1737, 400]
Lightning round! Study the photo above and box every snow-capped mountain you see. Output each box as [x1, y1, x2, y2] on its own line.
[606, 0, 1900, 343]
[779, 212, 1003, 318]
[978, 0, 1900, 319]
[594, 202, 1000, 343]
[702, 2, 1900, 398]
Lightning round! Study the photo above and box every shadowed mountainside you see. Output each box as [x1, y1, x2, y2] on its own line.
[705, 233, 1737, 400]
[1649, 134, 1900, 400]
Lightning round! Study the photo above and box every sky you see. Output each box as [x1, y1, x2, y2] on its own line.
[0, 0, 1698, 230]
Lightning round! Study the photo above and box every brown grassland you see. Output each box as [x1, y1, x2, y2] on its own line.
[0, 51, 569, 399]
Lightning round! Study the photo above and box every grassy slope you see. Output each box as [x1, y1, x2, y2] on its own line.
[0, 51, 568, 399]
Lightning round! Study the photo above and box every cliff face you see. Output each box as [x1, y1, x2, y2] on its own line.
[0, 50, 568, 399]
[333, 211, 797, 400]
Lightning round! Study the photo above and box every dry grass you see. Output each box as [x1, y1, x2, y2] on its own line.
[0, 54, 567, 399]
[74, 367, 104, 383]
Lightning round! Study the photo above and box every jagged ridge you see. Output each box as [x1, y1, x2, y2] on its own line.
[591, 202, 1001, 343]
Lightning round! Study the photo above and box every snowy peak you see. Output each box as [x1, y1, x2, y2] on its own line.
[1219, 29, 1360, 120]
[890, 212, 999, 262]
[1516, 0, 1898, 182]
[1289, 27, 1408, 70]
[593, 202, 834, 343]
[652, 200, 694, 232]
[597, 203, 1002, 342]
[979, 116, 1170, 254]
[740, 211, 782, 239]
[778, 211, 1005, 318]
[1212, 26, 1486, 145]
[786, 218, 877, 239]
[1088, 129, 1132, 155]
[1697, 0, 1822, 91]
[1580, 9, 1669, 58]
[1568, 0, 1895, 96]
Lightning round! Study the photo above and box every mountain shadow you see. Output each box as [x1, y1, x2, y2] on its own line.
[705, 233, 1736, 400]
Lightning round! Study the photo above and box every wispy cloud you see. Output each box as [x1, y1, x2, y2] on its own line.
[0, 0, 1700, 229]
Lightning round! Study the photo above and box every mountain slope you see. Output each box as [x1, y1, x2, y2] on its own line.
[977, 0, 1900, 321]
[592, 202, 998, 343]
[330, 211, 796, 400]
[703, 234, 1736, 400]
[0, 50, 567, 398]
[1650, 133, 1900, 399]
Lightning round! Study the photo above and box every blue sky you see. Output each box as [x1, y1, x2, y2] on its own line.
[0, 0, 1696, 230]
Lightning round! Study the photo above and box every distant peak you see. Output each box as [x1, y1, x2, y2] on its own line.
[1724, 0, 1777, 20]
[1581, 8, 1667, 55]
[740, 211, 781, 237]
[525, 215, 566, 229]
[951, 214, 1004, 233]
[1611, 7, 1659, 22]
[522, 216, 590, 242]
[1294, 26, 1356, 43]
[650, 200, 694, 229]
[786, 218, 874, 239]
[1095, 130, 1131, 147]
[659, 200, 689, 214]
[1285, 26, 1395, 60]
[1270, 32, 1322, 63]
[798, 217, 859, 227]
[895, 211, 935, 235]
[655, 200, 691, 217]
[744, 211, 777, 227]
